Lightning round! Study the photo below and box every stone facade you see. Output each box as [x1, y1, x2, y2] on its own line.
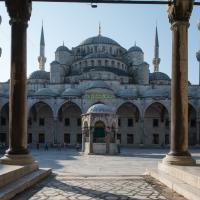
[0, 27, 199, 148]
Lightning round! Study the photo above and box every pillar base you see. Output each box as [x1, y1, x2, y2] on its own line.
[162, 154, 196, 166]
[0, 153, 36, 165]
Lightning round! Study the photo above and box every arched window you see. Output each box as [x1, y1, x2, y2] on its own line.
[98, 60, 101, 66]
[111, 60, 115, 66]
[91, 60, 94, 66]
[105, 60, 108, 66]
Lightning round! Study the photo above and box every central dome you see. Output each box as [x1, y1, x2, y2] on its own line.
[79, 35, 120, 46]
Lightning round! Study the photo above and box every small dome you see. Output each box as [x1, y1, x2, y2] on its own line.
[56, 45, 70, 52]
[29, 70, 50, 80]
[149, 72, 170, 81]
[84, 52, 114, 60]
[51, 60, 60, 65]
[87, 80, 111, 90]
[128, 45, 143, 53]
[34, 88, 58, 97]
[62, 88, 82, 97]
[116, 89, 137, 98]
[79, 35, 120, 46]
[87, 103, 113, 114]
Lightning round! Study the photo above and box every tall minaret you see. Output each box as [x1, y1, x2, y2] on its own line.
[152, 26, 161, 72]
[38, 23, 46, 71]
[196, 19, 200, 85]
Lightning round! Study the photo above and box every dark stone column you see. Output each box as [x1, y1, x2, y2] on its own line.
[0, 0, 35, 165]
[162, 0, 195, 165]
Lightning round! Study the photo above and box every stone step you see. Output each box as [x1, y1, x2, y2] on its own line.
[148, 168, 200, 200]
[158, 162, 200, 190]
[0, 163, 38, 188]
[0, 168, 51, 200]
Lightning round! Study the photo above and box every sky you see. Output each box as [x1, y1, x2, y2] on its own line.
[0, 1, 200, 84]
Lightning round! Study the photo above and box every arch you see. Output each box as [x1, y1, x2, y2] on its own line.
[28, 101, 54, 145]
[144, 102, 169, 146]
[188, 103, 197, 145]
[93, 120, 106, 143]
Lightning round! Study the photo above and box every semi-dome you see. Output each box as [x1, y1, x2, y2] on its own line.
[62, 88, 82, 97]
[128, 45, 143, 53]
[29, 70, 50, 80]
[149, 72, 170, 81]
[87, 80, 111, 90]
[87, 103, 113, 114]
[79, 35, 120, 46]
[116, 89, 138, 98]
[56, 45, 70, 52]
[34, 88, 59, 97]
[84, 52, 114, 60]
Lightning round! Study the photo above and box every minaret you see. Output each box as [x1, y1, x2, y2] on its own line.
[38, 23, 46, 71]
[196, 19, 200, 85]
[152, 26, 161, 72]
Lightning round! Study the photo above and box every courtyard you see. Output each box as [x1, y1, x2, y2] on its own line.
[3, 147, 199, 200]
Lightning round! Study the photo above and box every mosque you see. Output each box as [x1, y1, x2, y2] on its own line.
[0, 25, 199, 153]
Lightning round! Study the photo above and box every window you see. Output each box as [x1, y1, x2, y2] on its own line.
[111, 61, 115, 66]
[77, 118, 81, 126]
[77, 134, 82, 144]
[153, 134, 159, 144]
[39, 133, 45, 143]
[127, 134, 134, 144]
[190, 119, 196, 127]
[28, 133, 32, 144]
[64, 133, 70, 144]
[39, 118, 45, 126]
[128, 118, 133, 127]
[105, 60, 108, 66]
[98, 60, 101, 66]
[0, 133, 6, 143]
[1, 117, 6, 126]
[65, 118, 70, 126]
[153, 119, 159, 127]
[117, 134, 121, 143]
[28, 118, 32, 126]
[165, 119, 169, 128]
[165, 134, 169, 145]
[118, 119, 121, 127]
[91, 60, 94, 66]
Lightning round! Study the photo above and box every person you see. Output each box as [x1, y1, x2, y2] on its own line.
[44, 143, 48, 151]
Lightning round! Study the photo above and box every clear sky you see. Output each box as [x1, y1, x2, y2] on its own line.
[0, 1, 200, 84]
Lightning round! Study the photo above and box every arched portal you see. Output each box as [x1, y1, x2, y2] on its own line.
[57, 102, 82, 145]
[116, 102, 140, 145]
[28, 102, 54, 146]
[144, 102, 169, 146]
[188, 104, 197, 145]
[93, 121, 105, 143]
[0, 103, 9, 145]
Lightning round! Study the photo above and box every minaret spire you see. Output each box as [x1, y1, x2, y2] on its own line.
[38, 22, 46, 71]
[152, 25, 161, 72]
[98, 22, 101, 36]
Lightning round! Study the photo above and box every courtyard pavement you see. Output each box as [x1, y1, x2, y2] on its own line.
[4, 147, 200, 200]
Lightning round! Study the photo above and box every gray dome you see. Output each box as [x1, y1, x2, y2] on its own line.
[29, 70, 50, 80]
[84, 52, 114, 60]
[87, 80, 111, 90]
[116, 89, 137, 98]
[34, 88, 58, 97]
[79, 35, 120, 46]
[51, 60, 60, 65]
[149, 72, 170, 81]
[87, 103, 113, 114]
[56, 45, 70, 52]
[128, 45, 143, 53]
[62, 88, 82, 97]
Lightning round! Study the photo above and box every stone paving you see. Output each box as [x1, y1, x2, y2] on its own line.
[9, 147, 200, 200]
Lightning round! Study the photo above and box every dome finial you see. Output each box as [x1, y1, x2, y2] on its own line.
[63, 41, 65, 46]
[98, 22, 101, 36]
[134, 41, 136, 46]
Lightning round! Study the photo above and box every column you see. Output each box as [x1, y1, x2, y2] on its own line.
[162, 0, 195, 165]
[89, 127, 93, 154]
[0, 0, 35, 165]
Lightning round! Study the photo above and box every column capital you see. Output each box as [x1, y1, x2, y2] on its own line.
[168, 0, 193, 24]
[5, 0, 32, 24]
